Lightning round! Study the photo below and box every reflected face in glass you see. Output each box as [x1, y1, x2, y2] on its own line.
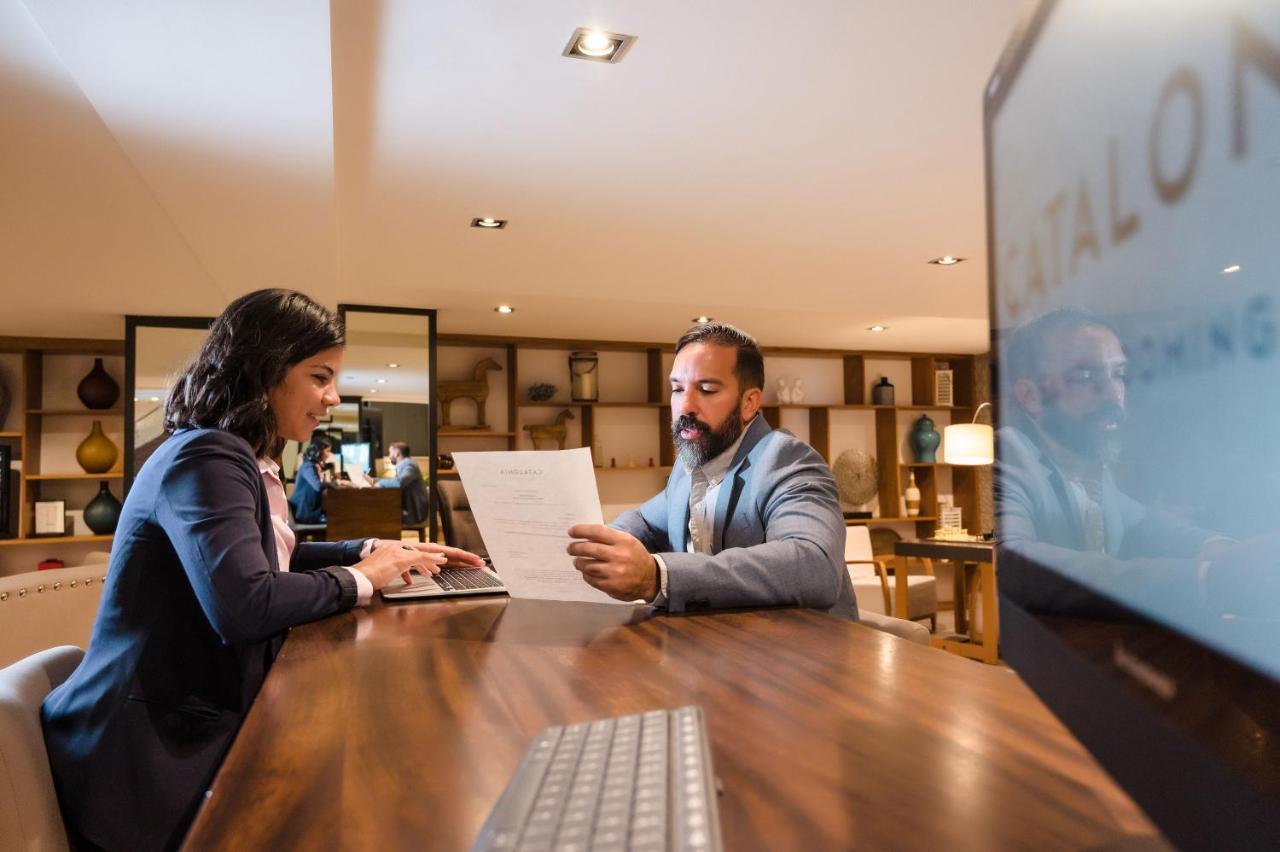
[268, 347, 344, 442]
[670, 343, 753, 467]
[1033, 325, 1127, 461]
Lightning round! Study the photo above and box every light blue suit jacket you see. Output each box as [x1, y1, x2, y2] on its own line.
[612, 416, 856, 620]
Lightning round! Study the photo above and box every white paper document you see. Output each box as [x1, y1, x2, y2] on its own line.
[451, 448, 632, 605]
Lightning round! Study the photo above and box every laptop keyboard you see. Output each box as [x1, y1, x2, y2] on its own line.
[432, 568, 505, 591]
[473, 707, 723, 852]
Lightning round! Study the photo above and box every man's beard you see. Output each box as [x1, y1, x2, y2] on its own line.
[1039, 400, 1125, 464]
[672, 403, 746, 469]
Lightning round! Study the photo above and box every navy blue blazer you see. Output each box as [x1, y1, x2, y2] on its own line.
[42, 428, 364, 851]
[288, 458, 330, 523]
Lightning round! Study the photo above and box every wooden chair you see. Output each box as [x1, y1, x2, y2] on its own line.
[845, 526, 937, 632]
[322, 488, 401, 542]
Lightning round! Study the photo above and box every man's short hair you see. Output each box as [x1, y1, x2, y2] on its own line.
[674, 321, 765, 392]
[1004, 307, 1120, 382]
[390, 441, 410, 457]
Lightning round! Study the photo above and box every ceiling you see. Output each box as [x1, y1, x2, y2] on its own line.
[0, 0, 1028, 353]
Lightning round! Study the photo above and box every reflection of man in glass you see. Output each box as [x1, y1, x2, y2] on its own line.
[997, 309, 1214, 610]
[376, 441, 430, 525]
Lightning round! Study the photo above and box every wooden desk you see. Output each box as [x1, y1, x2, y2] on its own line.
[895, 539, 999, 665]
[183, 599, 1160, 850]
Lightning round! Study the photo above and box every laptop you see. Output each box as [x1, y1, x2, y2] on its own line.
[380, 562, 508, 601]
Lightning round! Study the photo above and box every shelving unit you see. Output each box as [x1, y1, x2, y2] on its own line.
[0, 337, 124, 572]
[436, 334, 985, 535]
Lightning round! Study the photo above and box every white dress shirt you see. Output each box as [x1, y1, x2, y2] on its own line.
[259, 458, 373, 606]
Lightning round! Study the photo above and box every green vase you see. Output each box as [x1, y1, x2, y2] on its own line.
[76, 421, 118, 474]
[83, 481, 122, 535]
[909, 414, 941, 463]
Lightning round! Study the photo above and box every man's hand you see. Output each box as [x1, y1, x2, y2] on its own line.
[566, 524, 659, 602]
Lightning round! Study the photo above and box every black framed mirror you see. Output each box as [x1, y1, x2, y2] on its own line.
[336, 305, 439, 542]
[124, 315, 213, 493]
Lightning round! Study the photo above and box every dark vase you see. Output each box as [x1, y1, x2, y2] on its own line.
[909, 414, 941, 463]
[77, 358, 120, 410]
[83, 481, 122, 535]
[871, 377, 895, 405]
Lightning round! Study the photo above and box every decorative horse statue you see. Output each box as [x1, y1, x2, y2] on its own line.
[440, 357, 503, 429]
[523, 409, 575, 450]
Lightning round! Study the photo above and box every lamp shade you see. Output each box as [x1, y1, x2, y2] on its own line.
[943, 423, 994, 465]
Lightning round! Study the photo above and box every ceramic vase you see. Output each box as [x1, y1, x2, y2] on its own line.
[76, 421, 119, 474]
[77, 358, 120, 410]
[83, 481, 122, 534]
[904, 471, 921, 517]
[909, 414, 941, 463]
[871, 377, 895, 405]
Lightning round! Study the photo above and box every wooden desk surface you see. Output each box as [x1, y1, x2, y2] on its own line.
[894, 538, 995, 563]
[183, 599, 1161, 851]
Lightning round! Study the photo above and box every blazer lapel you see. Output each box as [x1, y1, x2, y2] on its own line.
[712, 416, 771, 553]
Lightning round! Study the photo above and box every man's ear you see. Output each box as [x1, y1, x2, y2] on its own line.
[1013, 378, 1042, 415]
[741, 387, 763, 422]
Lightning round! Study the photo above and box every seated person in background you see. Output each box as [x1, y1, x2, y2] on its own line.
[567, 321, 856, 620]
[288, 432, 335, 523]
[375, 441, 430, 525]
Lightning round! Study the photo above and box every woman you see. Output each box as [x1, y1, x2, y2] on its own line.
[289, 433, 335, 523]
[41, 290, 483, 851]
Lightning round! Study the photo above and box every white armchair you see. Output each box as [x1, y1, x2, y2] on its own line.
[0, 553, 109, 669]
[845, 526, 937, 632]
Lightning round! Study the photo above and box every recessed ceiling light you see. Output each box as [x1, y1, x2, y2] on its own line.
[928, 255, 965, 266]
[149, 396, 160, 402]
[563, 27, 636, 63]
[369, 389, 378, 394]
[387, 362, 399, 368]
[691, 316, 713, 324]
[376, 378, 387, 384]
[471, 217, 507, 229]
[868, 325, 888, 333]
[1221, 264, 1241, 274]
[495, 305, 515, 314]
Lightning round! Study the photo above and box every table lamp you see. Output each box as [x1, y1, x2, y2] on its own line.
[943, 402, 994, 466]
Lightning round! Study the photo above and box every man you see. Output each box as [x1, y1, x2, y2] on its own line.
[567, 322, 857, 620]
[376, 441, 430, 525]
[997, 308, 1215, 613]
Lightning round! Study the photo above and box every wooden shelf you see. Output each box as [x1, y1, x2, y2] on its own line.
[0, 534, 114, 548]
[900, 462, 948, 468]
[24, 472, 124, 481]
[26, 409, 124, 416]
[0, 432, 21, 439]
[516, 401, 665, 408]
[846, 516, 937, 525]
[437, 431, 516, 438]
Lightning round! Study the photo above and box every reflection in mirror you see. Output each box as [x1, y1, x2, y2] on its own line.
[336, 306, 438, 540]
[125, 317, 212, 489]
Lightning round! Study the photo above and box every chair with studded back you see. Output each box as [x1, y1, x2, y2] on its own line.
[0, 554, 109, 670]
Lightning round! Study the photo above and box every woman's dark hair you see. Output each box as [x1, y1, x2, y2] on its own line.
[303, 434, 332, 464]
[165, 289, 345, 457]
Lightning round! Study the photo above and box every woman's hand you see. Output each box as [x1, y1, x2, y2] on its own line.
[369, 540, 486, 571]
[351, 543, 445, 589]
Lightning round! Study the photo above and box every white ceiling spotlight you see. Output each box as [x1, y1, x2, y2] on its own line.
[471, 217, 507, 229]
[1221, 264, 1241, 274]
[867, 325, 888, 333]
[495, 305, 515, 314]
[563, 27, 636, 64]
[928, 255, 965, 266]
[691, 316, 713, 324]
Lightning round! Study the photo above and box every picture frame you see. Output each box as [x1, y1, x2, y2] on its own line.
[34, 499, 67, 536]
[935, 369, 954, 407]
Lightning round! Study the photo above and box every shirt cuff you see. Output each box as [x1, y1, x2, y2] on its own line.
[345, 566, 374, 606]
[360, 538, 376, 558]
[650, 554, 670, 607]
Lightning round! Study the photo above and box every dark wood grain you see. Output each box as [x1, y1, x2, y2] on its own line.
[183, 600, 1162, 850]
